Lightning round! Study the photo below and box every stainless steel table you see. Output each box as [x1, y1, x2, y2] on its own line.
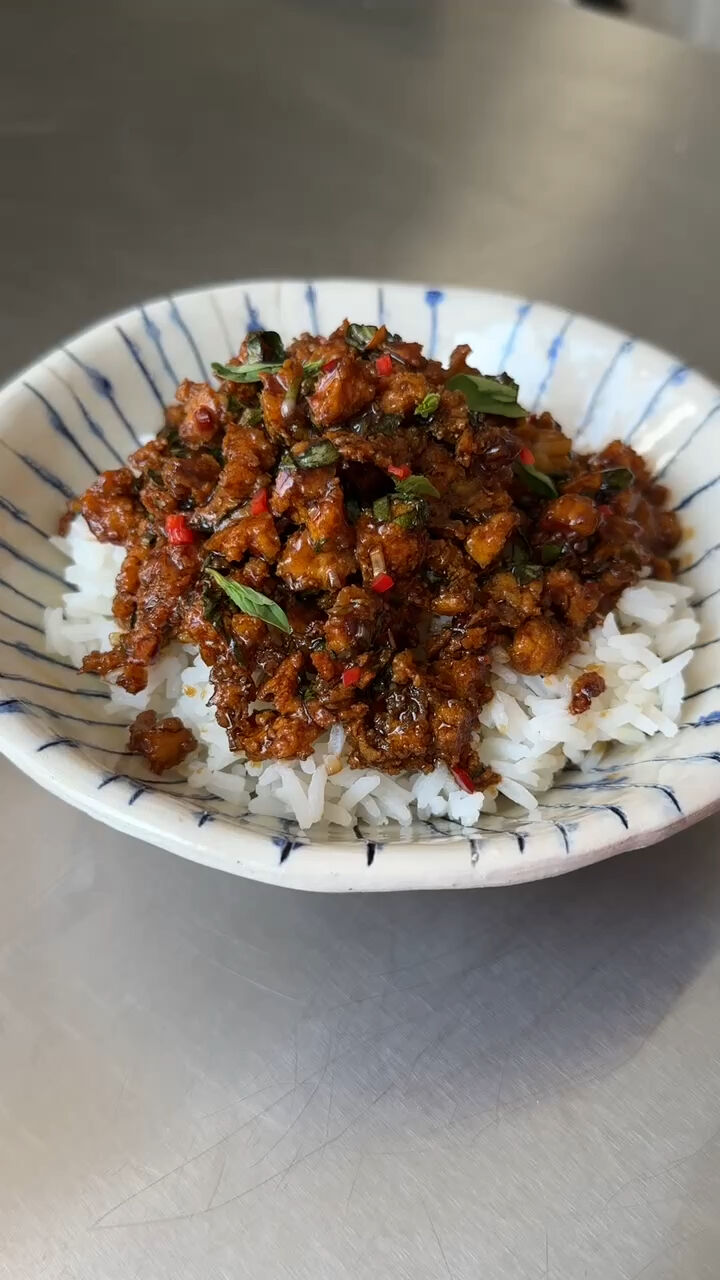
[2, 2, 720, 1276]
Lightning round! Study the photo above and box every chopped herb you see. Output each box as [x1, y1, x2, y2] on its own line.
[145, 468, 164, 487]
[279, 451, 298, 471]
[514, 461, 558, 499]
[296, 442, 340, 469]
[541, 543, 564, 565]
[447, 372, 528, 419]
[372, 496, 392, 523]
[240, 406, 263, 427]
[301, 679, 318, 702]
[345, 323, 378, 352]
[212, 360, 283, 384]
[394, 504, 426, 531]
[415, 392, 441, 420]
[302, 358, 325, 378]
[202, 581, 224, 626]
[509, 541, 543, 585]
[345, 496, 361, 525]
[599, 467, 635, 492]
[245, 331, 285, 363]
[206, 569, 292, 634]
[395, 474, 441, 500]
[376, 413, 403, 435]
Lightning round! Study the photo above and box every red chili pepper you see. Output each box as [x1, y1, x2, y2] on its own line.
[164, 514, 195, 545]
[375, 354, 393, 377]
[250, 488, 268, 515]
[598, 504, 613, 518]
[519, 447, 535, 465]
[387, 464, 411, 479]
[195, 405, 216, 434]
[322, 357, 340, 374]
[452, 765, 475, 794]
[371, 572, 394, 593]
[342, 666, 362, 687]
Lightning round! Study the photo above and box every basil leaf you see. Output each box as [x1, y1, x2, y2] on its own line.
[541, 543, 564, 565]
[245, 331, 285, 363]
[240, 406, 263, 427]
[346, 323, 378, 352]
[514, 461, 558, 499]
[415, 392, 440, 420]
[600, 467, 635, 492]
[447, 373, 528, 419]
[376, 413, 403, 435]
[206, 569, 291, 634]
[394, 505, 426, 531]
[514, 561, 543, 585]
[296, 442, 340, 469]
[372, 496, 392, 522]
[395, 474, 441, 500]
[508, 541, 543, 584]
[212, 360, 283, 383]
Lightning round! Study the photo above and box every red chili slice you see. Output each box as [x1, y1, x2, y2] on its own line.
[195, 405, 216, 434]
[519, 447, 535, 465]
[371, 573, 394, 593]
[342, 666, 362, 687]
[250, 488, 268, 515]
[375, 354, 393, 376]
[164, 514, 195, 545]
[451, 766, 475, 794]
[387, 464, 411, 479]
[322, 357, 340, 374]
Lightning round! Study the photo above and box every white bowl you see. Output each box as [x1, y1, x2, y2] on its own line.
[0, 279, 718, 891]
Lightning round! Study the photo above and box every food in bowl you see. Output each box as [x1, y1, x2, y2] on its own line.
[45, 321, 697, 830]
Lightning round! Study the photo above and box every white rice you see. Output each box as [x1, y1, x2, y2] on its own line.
[45, 517, 698, 831]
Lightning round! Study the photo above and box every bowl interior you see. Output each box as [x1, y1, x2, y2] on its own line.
[0, 279, 719, 888]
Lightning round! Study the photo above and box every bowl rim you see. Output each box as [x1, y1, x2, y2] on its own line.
[1, 275, 718, 891]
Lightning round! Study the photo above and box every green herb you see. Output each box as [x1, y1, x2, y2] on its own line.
[202, 581, 224, 626]
[599, 467, 635, 492]
[145, 468, 164, 487]
[345, 323, 378, 352]
[395, 474, 441, 500]
[415, 392, 440, 420]
[394, 505, 425, 530]
[372, 496, 392, 522]
[240, 406, 263, 427]
[447, 372, 528, 419]
[206, 569, 292, 634]
[514, 461, 558, 499]
[296, 442, 340, 469]
[345, 496, 361, 525]
[212, 360, 283, 384]
[204, 443, 224, 465]
[376, 413, 403, 435]
[509, 541, 543, 585]
[245, 331, 285, 364]
[302, 358, 325, 378]
[541, 543, 564, 565]
[279, 451, 298, 472]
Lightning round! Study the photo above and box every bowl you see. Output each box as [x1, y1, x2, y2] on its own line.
[0, 278, 718, 891]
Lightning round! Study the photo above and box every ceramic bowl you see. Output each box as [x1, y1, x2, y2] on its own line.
[0, 279, 718, 891]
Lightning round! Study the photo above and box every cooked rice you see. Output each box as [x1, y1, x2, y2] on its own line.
[45, 516, 698, 831]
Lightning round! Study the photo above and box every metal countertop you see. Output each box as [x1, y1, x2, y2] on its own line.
[2, 2, 720, 1276]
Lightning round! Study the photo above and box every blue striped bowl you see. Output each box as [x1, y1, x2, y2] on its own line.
[0, 279, 718, 891]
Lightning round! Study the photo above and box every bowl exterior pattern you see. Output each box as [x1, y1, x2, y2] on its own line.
[0, 279, 718, 891]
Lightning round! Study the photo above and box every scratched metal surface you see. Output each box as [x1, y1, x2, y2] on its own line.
[2, 1, 720, 1276]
